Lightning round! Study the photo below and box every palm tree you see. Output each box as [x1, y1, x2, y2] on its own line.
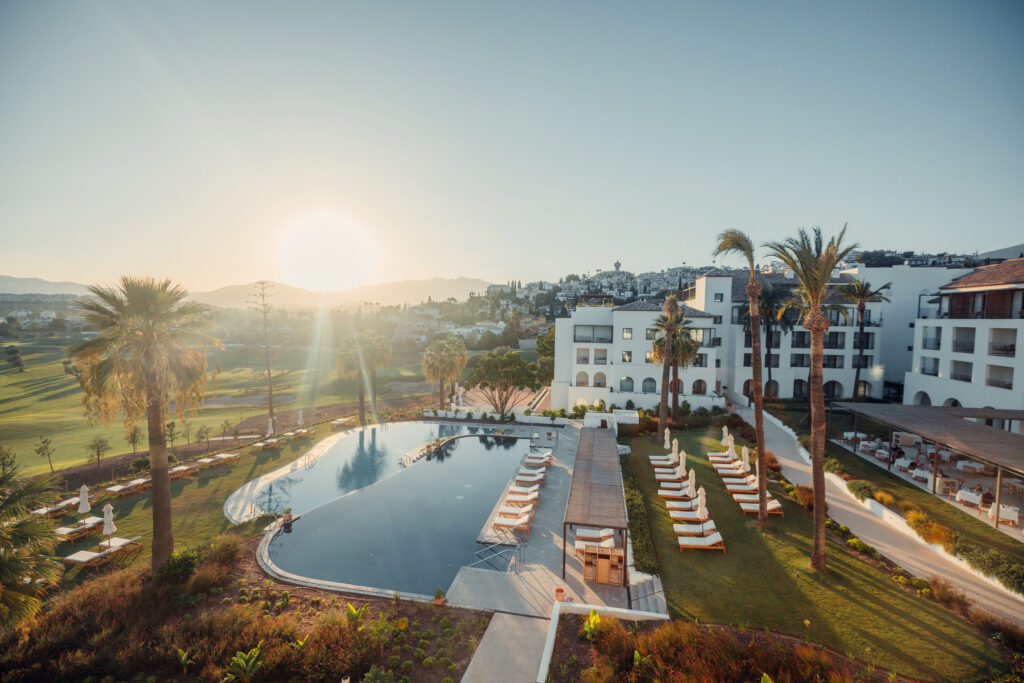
[738, 281, 795, 392]
[70, 277, 215, 570]
[837, 279, 891, 400]
[766, 226, 857, 571]
[656, 295, 679, 436]
[363, 333, 392, 417]
[652, 313, 697, 422]
[337, 334, 369, 425]
[0, 464, 60, 628]
[713, 230, 770, 525]
[422, 337, 469, 410]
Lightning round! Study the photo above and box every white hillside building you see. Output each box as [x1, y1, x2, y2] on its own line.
[549, 300, 721, 411]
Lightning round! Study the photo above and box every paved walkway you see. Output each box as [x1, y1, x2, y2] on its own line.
[736, 405, 1024, 626]
[462, 613, 549, 683]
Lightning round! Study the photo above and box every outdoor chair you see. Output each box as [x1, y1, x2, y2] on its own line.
[664, 499, 698, 510]
[677, 531, 725, 553]
[497, 504, 535, 518]
[658, 487, 696, 500]
[654, 465, 686, 482]
[574, 527, 615, 543]
[738, 499, 783, 516]
[493, 511, 533, 534]
[509, 483, 541, 496]
[574, 535, 617, 557]
[514, 471, 545, 487]
[506, 491, 540, 507]
[672, 520, 717, 537]
[669, 509, 711, 522]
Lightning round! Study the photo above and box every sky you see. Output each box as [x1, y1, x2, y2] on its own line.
[1, 1, 1022, 292]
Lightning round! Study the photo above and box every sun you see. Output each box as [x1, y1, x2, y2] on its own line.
[276, 213, 381, 291]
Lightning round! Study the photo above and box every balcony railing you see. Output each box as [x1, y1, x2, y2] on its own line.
[922, 338, 941, 350]
[952, 341, 975, 353]
[576, 358, 589, 365]
[790, 359, 810, 368]
[791, 340, 810, 349]
[920, 366, 939, 376]
[593, 359, 607, 365]
[823, 341, 845, 350]
[951, 372, 972, 382]
[573, 335, 613, 343]
[990, 344, 1016, 357]
[986, 378, 1013, 389]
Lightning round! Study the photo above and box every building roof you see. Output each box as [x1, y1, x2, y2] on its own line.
[939, 258, 1024, 291]
[563, 428, 628, 530]
[612, 299, 714, 318]
[833, 402, 1024, 477]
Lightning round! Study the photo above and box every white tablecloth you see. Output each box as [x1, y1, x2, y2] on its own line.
[894, 458, 913, 471]
[956, 461, 985, 473]
[843, 431, 867, 441]
[956, 489, 982, 506]
[989, 504, 1019, 524]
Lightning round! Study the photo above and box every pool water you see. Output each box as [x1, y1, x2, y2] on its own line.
[264, 423, 529, 596]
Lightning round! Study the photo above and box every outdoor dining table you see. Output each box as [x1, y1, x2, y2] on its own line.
[874, 448, 890, 462]
[956, 461, 985, 474]
[912, 470, 930, 483]
[988, 504, 1019, 525]
[956, 489, 982, 507]
[842, 431, 867, 441]
[894, 458, 913, 471]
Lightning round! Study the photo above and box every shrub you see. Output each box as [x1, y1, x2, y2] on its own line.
[910, 577, 930, 590]
[620, 454, 658, 574]
[791, 485, 814, 510]
[421, 656, 437, 669]
[129, 456, 150, 473]
[873, 491, 895, 508]
[846, 480, 878, 502]
[765, 451, 781, 473]
[189, 564, 230, 594]
[206, 534, 244, 566]
[897, 499, 917, 515]
[157, 548, 202, 584]
[798, 434, 813, 451]
[846, 537, 874, 554]
[823, 456, 844, 475]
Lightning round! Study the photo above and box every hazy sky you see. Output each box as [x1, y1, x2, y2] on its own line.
[1, 1, 1022, 291]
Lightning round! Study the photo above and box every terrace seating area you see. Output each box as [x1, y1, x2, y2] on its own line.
[63, 536, 142, 570]
[491, 448, 555, 537]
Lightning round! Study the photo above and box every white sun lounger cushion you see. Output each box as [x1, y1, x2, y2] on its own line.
[575, 527, 615, 542]
[574, 537, 617, 552]
[670, 509, 710, 522]
[665, 499, 697, 510]
[739, 499, 782, 513]
[509, 484, 541, 495]
[673, 521, 717, 536]
[677, 531, 724, 548]
[498, 504, 535, 517]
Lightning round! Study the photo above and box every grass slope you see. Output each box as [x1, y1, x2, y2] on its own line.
[0, 337, 428, 475]
[631, 428, 1006, 681]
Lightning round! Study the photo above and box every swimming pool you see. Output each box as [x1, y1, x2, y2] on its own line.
[259, 422, 531, 596]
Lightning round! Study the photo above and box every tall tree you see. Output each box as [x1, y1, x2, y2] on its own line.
[220, 419, 232, 441]
[837, 279, 891, 400]
[86, 435, 111, 469]
[766, 226, 857, 571]
[0, 464, 60, 628]
[250, 280, 278, 434]
[165, 421, 179, 450]
[337, 334, 369, 425]
[34, 436, 55, 474]
[421, 337, 467, 410]
[535, 326, 555, 385]
[363, 333, 392, 416]
[71, 276, 216, 570]
[656, 295, 679, 435]
[126, 425, 142, 455]
[652, 312, 697, 423]
[714, 230, 770, 525]
[464, 350, 539, 416]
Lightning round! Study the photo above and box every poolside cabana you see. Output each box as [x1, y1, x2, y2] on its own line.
[562, 427, 629, 586]
[833, 402, 1024, 527]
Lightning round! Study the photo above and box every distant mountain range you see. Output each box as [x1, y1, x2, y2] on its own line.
[0, 274, 490, 308]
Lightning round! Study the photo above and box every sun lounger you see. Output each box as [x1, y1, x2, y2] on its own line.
[658, 487, 695, 500]
[214, 453, 239, 462]
[655, 467, 686, 482]
[169, 465, 198, 479]
[506, 491, 539, 507]
[64, 547, 118, 569]
[493, 512, 533, 534]
[519, 465, 547, 475]
[574, 536, 617, 556]
[514, 472, 545, 487]
[669, 509, 711, 522]
[497, 504, 535, 518]
[99, 536, 142, 551]
[665, 499, 698, 510]
[509, 484, 541, 496]
[672, 521, 717, 537]
[105, 478, 150, 497]
[649, 452, 676, 464]
[574, 527, 615, 543]
[708, 452, 736, 463]
[678, 531, 725, 553]
[55, 518, 102, 542]
[524, 456, 552, 468]
[725, 482, 757, 493]
[738, 499, 783, 516]
[720, 474, 755, 485]
[732, 493, 771, 503]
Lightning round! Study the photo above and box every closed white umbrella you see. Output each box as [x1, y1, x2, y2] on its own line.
[679, 448, 687, 469]
[671, 438, 679, 459]
[266, 417, 274, 437]
[722, 425, 729, 442]
[742, 446, 751, 473]
[101, 502, 116, 546]
[298, 410, 304, 427]
[77, 484, 91, 517]
[688, 466, 696, 491]
[664, 428, 671, 450]
[696, 485, 708, 520]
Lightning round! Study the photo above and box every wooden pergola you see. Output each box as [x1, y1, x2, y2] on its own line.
[562, 427, 629, 585]
[833, 402, 1024, 527]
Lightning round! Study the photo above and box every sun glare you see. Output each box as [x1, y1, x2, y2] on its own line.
[276, 213, 381, 291]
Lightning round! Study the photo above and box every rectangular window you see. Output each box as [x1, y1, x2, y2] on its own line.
[714, 293, 724, 302]
[576, 349, 589, 364]
[823, 355, 844, 369]
[645, 328, 657, 340]
[766, 353, 780, 368]
[644, 351, 655, 363]
[693, 353, 708, 367]
[790, 353, 810, 368]
[853, 332, 874, 350]
[713, 315, 722, 324]
[731, 306, 745, 323]
[621, 350, 632, 363]
[852, 355, 873, 369]
[593, 349, 608, 365]
[715, 358, 721, 368]
[573, 325, 613, 343]
[743, 353, 752, 367]
[792, 331, 810, 349]
[622, 327, 632, 340]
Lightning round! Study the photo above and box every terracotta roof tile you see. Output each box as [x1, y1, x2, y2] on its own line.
[940, 258, 1024, 290]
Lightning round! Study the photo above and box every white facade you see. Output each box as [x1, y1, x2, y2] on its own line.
[903, 268, 1024, 433]
[550, 302, 720, 412]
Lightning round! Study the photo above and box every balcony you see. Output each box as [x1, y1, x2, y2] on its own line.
[921, 366, 939, 376]
[951, 372, 973, 382]
[574, 335, 612, 343]
[987, 378, 1013, 389]
[952, 341, 975, 353]
[990, 343, 1016, 358]
[922, 338, 941, 351]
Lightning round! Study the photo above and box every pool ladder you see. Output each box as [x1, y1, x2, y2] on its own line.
[468, 532, 523, 574]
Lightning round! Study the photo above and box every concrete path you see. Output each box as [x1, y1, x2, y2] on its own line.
[736, 405, 1024, 626]
[462, 613, 549, 683]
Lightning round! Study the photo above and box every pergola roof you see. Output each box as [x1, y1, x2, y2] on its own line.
[833, 402, 1024, 477]
[564, 428, 628, 530]
[945, 407, 1024, 422]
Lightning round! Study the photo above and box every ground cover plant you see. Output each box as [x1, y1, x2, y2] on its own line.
[629, 427, 1007, 681]
[0, 532, 491, 682]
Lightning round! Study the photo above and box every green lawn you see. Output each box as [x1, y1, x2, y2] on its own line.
[631, 428, 1006, 681]
[0, 337, 429, 475]
[766, 402, 1024, 564]
[54, 420, 352, 569]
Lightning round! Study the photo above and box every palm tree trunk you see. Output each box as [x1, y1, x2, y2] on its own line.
[146, 391, 173, 570]
[438, 379, 445, 411]
[764, 317, 774, 387]
[747, 279, 768, 525]
[671, 361, 680, 423]
[657, 327, 673, 435]
[357, 369, 366, 425]
[854, 302, 865, 400]
[370, 367, 378, 415]
[807, 309, 828, 571]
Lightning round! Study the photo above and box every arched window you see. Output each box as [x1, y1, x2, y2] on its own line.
[913, 390, 931, 406]
[764, 380, 779, 399]
[593, 372, 607, 388]
[823, 380, 843, 399]
[692, 379, 706, 395]
[943, 397, 961, 407]
[575, 371, 588, 387]
[619, 376, 634, 393]
[742, 379, 753, 398]
[856, 380, 871, 398]
[641, 377, 657, 394]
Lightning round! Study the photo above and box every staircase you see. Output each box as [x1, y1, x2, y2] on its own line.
[630, 575, 667, 615]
